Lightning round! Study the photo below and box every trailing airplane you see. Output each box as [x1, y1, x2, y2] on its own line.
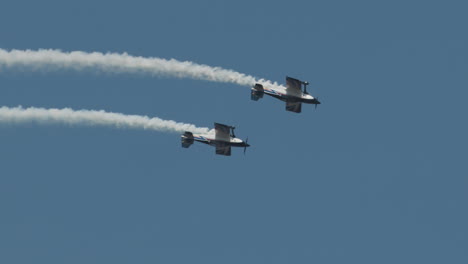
[181, 123, 250, 156]
[251, 76, 321, 113]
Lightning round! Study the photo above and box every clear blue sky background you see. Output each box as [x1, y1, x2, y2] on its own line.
[0, 0, 467, 263]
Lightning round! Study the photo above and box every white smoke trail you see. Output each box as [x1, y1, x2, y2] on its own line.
[0, 48, 283, 89]
[0, 106, 212, 134]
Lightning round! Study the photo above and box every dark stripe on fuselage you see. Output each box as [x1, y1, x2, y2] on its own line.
[194, 138, 247, 148]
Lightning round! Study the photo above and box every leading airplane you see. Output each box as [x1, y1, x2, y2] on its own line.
[181, 123, 250, 156]
[251, 76, 321, 113]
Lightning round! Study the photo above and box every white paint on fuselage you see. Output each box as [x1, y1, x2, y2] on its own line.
[261, 86, 317, 103]
[192, 133, 245, 146]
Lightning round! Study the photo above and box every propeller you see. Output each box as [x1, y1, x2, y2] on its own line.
[244, 137, 249, 155]
[231, 126, 236, 138]
[302, 80, 321, 110]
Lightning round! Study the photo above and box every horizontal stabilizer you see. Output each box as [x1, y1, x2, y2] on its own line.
[251, 83, 264, 101]
[253, 83, 264, 92]
[251, 90, 263, 101]
[181, 131, 194, 148]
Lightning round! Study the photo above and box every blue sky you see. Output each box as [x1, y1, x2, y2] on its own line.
[1, 0, 467, 263]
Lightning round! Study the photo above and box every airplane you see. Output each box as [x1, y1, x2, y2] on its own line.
[251, 76, 321, 113]
[181, 122, 250, 156]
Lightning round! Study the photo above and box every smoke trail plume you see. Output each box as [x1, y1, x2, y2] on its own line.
[0, 49, 282, 89]
[0, 106, 211, 134]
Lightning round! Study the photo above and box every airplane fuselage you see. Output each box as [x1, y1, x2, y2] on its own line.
[191, 134, 248, 148]
[262, 86, 319, 104]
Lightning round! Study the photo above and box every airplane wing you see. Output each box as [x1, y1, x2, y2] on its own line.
[215, 142, 231, 156]
[214, 122, 231, 141]
[286, 76, 303, 94]
[286, 101, 302, 113]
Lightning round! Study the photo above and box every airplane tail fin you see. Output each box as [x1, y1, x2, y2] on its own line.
[251, 83, 264, 101]
[181, 131, 194, 148]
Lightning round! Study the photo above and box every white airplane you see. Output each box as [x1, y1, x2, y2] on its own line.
[181, 123, 250, 156]
[251, 76, 321, 113]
